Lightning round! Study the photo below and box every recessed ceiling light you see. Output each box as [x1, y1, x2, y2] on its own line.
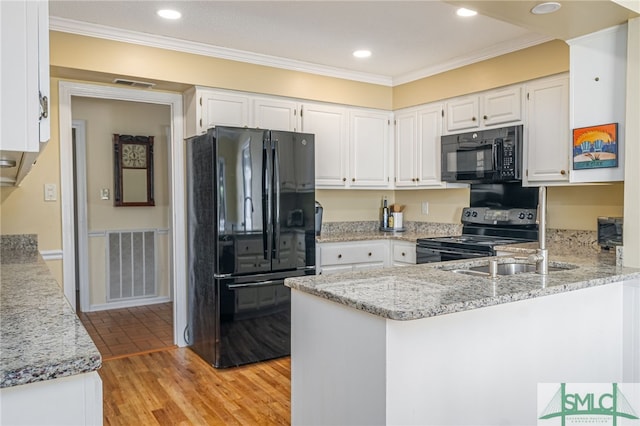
[157, 9, 181, 20]
[531, 2, 561, 15]
[353, 50, 372, 58]
[456, 8, 477, 17]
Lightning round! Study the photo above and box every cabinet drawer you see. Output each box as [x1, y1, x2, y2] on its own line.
[392, 244, 416, 264]
[321, 243, 386, 266]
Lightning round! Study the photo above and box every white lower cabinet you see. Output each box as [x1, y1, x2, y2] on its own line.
[318, 239, 416, 274]
[318, 240, 390, 275]
[391, 240, 417, 266]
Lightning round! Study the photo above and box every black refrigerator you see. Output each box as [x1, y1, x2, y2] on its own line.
[186, 126, 316, 368]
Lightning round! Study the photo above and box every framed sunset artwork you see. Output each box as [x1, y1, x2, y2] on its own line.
[572, 123, 618, 170]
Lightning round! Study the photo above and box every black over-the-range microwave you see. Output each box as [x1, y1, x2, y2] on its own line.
[441, 125, 523, 184]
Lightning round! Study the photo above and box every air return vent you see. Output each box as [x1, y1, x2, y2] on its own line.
[112, 78, 156, 89]
[107, 230, 157, 301]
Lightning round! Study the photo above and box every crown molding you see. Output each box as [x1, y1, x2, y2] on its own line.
[393, 33, 553, 86]
[49, 17, 394, 86]
[50, 16, 551, 88]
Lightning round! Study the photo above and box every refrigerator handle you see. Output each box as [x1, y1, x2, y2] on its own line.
[262, 139, 272, 261]
[273, 138, 281, 260]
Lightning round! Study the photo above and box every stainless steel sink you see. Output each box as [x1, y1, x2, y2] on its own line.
[449, 262, 574, 277]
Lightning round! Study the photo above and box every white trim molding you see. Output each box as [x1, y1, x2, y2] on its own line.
[58, 81, 187, 347]
[40, 250, 63, 261]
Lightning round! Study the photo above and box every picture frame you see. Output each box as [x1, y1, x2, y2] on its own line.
[572, 123, 618, 170]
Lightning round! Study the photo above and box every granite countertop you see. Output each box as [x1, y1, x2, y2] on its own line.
[317, 221, 462, 243]
[0, 235, 101, 389]
[286, 240, 640, 321]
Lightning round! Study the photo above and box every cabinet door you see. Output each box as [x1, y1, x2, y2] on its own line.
[482, 87, 521, 127]
[302, 103, 348, 187]
[394, 110, 418, 187]
[253, 98, 299, 131]
[201, 91, 250, 131]
[349, 109, 392, 188]
[1, 0, 44, 152]
[445, 96, 479, 132]
[525, 75, 570, 184]
[416, 104, 443, 186]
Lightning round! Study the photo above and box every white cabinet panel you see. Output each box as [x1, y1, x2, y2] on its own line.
[319, 240, 389, 275]
[302, 103, 348, 187]
[482, 87, 522, 127]
[568, 24, 627, 183]
[524, 74, 570, 185]
[0, 0, 50, 186]
[395, 104, 444, 188]
[445, 86, 522, 134]
[446, 96, 479, 132]
[391, 241, 416, 266]
[349, 109, 392, 188]
[184, 88, 250, 137]
[253, 97, 300, 131]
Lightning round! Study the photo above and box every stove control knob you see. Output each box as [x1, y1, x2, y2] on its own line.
[471, 211, 478, 218]
[527, 212, 534, 220]
[518, 212, 526, 220]
[464, 210, 471, 217]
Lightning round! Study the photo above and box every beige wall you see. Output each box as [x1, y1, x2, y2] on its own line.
[393, 40, 570, 109]
[71, 97, 171, 305]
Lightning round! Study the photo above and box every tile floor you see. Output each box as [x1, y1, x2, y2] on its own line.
[78, 302, 175, 360]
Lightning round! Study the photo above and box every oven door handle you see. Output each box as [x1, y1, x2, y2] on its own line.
[417, 247, 489, 257]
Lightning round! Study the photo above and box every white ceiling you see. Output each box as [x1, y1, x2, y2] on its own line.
[48, 1, 636, 86]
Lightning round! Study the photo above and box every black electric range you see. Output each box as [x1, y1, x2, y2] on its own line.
[416, 206, 539, 264]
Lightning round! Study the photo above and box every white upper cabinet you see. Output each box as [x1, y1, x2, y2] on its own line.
[301, 103, 348, 187]
[253, 97, 300, 131]
[184, 88, 250, 136]
[445, 86, 522, 133]
[394, 103, 444, 188]
[523, 74, 570, 186]
[0, 0, 50, 186]
[568, 24, 627, 183]
[349, 109, 392, 188]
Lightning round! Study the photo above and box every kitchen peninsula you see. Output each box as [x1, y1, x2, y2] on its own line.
[285, 243, 640, 425]
[0, 235, 102, 425]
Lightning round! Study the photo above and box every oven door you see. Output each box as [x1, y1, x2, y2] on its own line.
[416, 245, 491, 264]
[441, 134, 499, 183]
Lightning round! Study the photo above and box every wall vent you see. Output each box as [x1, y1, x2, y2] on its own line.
[107, 230, 157, 301]
[112, 78, 156, 89]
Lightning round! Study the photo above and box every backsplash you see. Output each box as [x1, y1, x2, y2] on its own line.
[1, 234, 38, 264]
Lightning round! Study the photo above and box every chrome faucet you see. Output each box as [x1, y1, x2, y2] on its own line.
[488, 186, 549, 277]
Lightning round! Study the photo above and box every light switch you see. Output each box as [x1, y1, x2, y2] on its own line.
[44, 183, 57, 201]
[100, 188, 110, 200]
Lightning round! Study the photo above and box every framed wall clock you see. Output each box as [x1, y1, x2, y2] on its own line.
[113, 134, 155, 206]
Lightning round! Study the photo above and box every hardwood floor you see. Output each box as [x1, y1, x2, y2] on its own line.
[100, 348, 291, 425]
[78, 302, 174, 360]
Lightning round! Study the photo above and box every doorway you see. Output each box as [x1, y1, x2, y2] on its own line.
[58, 81, 187, 347]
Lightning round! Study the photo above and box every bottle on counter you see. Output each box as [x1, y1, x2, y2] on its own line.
[382, 198, 389, 229]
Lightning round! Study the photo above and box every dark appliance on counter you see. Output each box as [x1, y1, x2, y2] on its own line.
[597, 216, 623, 250]
[186, 126, 316, 368]
[416, 183, 539, 264]
[441, 125, 523, 184]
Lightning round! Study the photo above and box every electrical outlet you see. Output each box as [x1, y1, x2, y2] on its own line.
[421, 201, 429, 215]
[44, 183, 57, 201]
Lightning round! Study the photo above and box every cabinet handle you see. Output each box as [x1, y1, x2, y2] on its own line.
[352, 178, 356, 182]
[39, 94, 48, 119]
[338, 254, 342, 259]
[342, 177, 347, 182]
[472, 117, 477, 122]
[483, 115, 488, 120]
[368, 252, 372, 256]
[401, 252, 406, 256]
[560, 170, 566, 175]
[416, 177, 419, 182]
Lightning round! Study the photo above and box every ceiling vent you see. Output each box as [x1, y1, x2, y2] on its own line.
[112, 78, 156, 89]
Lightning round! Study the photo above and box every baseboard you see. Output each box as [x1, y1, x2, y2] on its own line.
[87, 296, 172, 312]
